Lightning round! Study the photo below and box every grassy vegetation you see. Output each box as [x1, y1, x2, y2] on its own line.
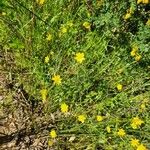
[0, 0, 150, 149]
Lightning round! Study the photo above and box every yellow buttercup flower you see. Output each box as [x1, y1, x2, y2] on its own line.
[83, 21, 91, 30]
[96, 115, 103, 122]
[131, 138, 140, 147]
[117, 129, 126, 137]
[137, 144, 147, 150]
[131, 117, 144, 129]
[135, 54, 141, 61]
[46, 33, 52, 41]
[50, 129, 57, 138]
[143, 0, 149, 4]
[52, 75, 62, 85]
[124, 13, 131, 20]
[36, 0, 45, 5]
[117, 84, 123, 91]
[61, 103, 69, 113]
[106, 126, 111, 133]
[137, 0, 143, 4]
[131, 50, 136, 57]
[40, 89, 47, 102]
[131, 46, 138, 57]
[45, 56, 49, 63]
[74, 52, 85, 63]
[59, 26, 67, 37]
[78, 115, 86, 123]
[61, 27, 67, 33]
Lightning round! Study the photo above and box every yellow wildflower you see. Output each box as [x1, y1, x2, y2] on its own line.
[48, 140, 54, 146]
[40, 89, 47, 102]
[96, 115, 103, 122]
[36, 0, 45, 5]
[78, 115, 86, 123]
[59, 26, 67, 37]
[50, 129, 57, 138]
[131, 138, 140, 147]
[52, 75, 62, 85]
[137, 0, 143, 4]
[135, 54, 141, 61]
[106, 126, 111, 133]
[117, 129, 126, 137]
[129, 7, 134, 14]
[131, 46, 138, 57]
[143, 0, 149, 4]
[61, 27, 67, 33]
[46, 33, 52, 41]
[137, 144, 147, 150]
[117, 84, 123, 91]
[83, 21, 91, 30]
[45, 56, 49, 63]
[146, 19, 150, 26]
[131, 50, 136, 57]
[61, 103, 69, 113]
[74, 52, 85, 63]
[124, 13, 131, 20]
[131, 117, 144, 129]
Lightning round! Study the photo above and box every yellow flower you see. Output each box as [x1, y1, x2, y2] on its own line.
[117, 84, 123, 91]
[61, 103, 69, 113]
[146, 19, 150, 26]
[106, 126, 111, 133]
[40, 89, 47, 102]
[83, 21, 91, 30]
[131, 138, 140, 147]
[36, 0, 45, 5]
[74, 52, 85, 63]
[131, 46, 138, 57]
[131, 50, 136, 57]
[61, 27, 67, 33]
[52, 75, 62, 85]
[137, 0, 143, 4]
[137, 144, 147, 150]
[124, 13, 131, 20]
[135, 54, 141, 61]
[117, 129, 126, 137]
[45, 56, 49, 63]
[46, 33, 52, 41]
[131, 117, 144, 129]
[59, 26, 67, 37]
[96, 115, 103, 122]
[143, 0, 149, 4]
[50, 129, 57, 138]
[78, 115, 86, 123]
[48, 140, 54, 146]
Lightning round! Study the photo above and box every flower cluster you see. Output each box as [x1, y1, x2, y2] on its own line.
[131, 138, 147, 150]
[130, 45, 142, 61]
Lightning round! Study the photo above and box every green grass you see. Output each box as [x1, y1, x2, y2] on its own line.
[0, 0, 150, 149]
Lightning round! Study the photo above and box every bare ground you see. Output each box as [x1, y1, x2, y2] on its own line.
[0, 52, 54, 150]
